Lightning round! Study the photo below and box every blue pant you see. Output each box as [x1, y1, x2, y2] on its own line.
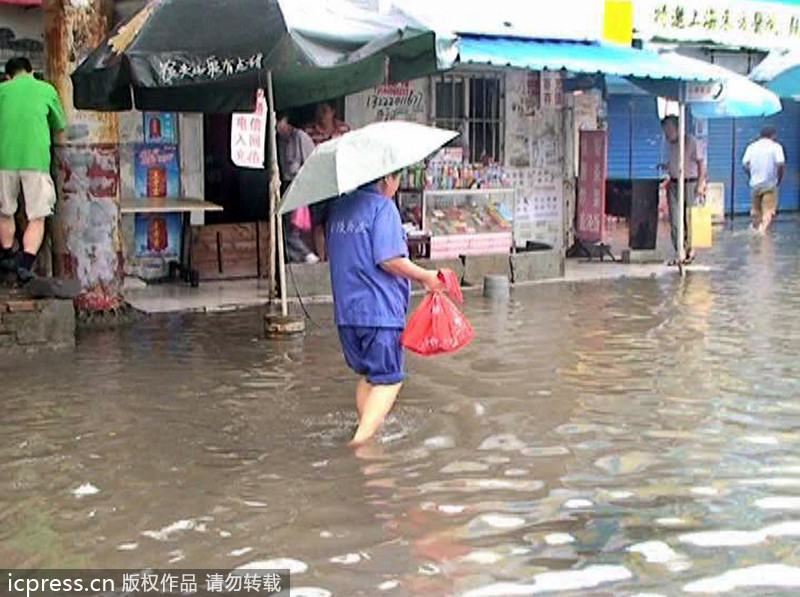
[337, 326, 405, 385]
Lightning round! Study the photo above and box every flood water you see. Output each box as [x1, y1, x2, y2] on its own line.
[3, 218, 800, 596]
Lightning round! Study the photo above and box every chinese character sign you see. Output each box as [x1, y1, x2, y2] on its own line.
[346, 81, 427, 127]
[576, 130, 607, 244]
[540, 72, 563, 109]
[157, 53, 264, 85]
[231, 89, 267, 169]
[635, 0, 800, 49]
[686, 82, 724, 102]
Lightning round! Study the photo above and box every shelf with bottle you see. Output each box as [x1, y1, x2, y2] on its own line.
[400, 159, 511, 192]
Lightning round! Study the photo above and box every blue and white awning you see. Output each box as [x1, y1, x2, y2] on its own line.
[459, 35, 782, 118]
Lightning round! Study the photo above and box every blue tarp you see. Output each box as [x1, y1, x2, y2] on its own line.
[459, 36, 716, 82]
[459, 35, 782, 118]
[750, 49, 800, 98]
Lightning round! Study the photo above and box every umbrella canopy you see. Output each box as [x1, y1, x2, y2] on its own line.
[279, 121, 457, 214]
[749, 49, 800, 99]
[72, 0, 457, 112]
[647, 52, 782, 119]
[457, 36, 781, 119]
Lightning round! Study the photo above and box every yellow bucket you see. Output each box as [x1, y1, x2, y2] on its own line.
[690, 205, 713, 249]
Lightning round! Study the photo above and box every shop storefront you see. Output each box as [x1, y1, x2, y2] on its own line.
[607, 90, 800, 217]
[630, 0, 800, 216]
[107, 3, 781, 296]
[342, 66, 571, 283]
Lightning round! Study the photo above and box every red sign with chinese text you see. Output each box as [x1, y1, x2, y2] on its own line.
[576, 130, 607, 244]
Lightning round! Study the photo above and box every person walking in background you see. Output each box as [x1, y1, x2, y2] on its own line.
[0, 57, 66, 283]
[305, 101, 350, 260]
[743, 125, 785, 234]
[277, 111, 319, 264]
[661, 115, 707, 265]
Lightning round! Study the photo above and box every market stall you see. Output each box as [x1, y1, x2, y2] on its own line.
[396, 148, 516, 261]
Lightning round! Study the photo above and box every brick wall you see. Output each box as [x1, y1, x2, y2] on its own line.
[0, 295, 75, 352]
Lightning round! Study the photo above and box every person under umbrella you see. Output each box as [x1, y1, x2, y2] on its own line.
[280, 121, 458, 445]
[328, 171, 444, 446]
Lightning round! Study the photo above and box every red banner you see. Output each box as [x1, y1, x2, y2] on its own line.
[576, 130, 607, 244]
[0, 0, 42, 5]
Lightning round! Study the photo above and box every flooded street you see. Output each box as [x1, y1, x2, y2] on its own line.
[4, 218, 800, 596]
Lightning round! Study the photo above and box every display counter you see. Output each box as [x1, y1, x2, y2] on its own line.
[423, 189, 515, 260]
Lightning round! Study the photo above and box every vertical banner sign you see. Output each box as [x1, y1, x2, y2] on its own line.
[576, 130, 607, 244]
[231, 89, 267, 169]
[540, 72, 563, 109]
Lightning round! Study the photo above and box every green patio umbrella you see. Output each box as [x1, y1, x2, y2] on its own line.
[71, 0, 456, 316]
[71, 0, 456, 112]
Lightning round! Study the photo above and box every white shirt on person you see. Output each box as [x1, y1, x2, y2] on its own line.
[743, 137, 785, 190]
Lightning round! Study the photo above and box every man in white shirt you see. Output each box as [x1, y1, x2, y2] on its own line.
[743, 125, 785, 234]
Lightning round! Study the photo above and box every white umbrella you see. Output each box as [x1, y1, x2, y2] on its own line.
[278, 121, 458, 214]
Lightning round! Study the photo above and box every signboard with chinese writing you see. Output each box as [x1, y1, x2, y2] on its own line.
[576, 130, 607, 244]
[134, 145, 180, 198]
[231, 89, 267, 169]
[508, 164, 564, 249]
[143, 113, 177, 145]
[345, 80, 428, 128]
[540, 71, 564, 109]
[686, 81, 725, 102]
[634, 0, 800, 49]
[156, 53, 264, 85]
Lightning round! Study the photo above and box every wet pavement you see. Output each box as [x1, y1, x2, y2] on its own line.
[3, 218, 800, 596]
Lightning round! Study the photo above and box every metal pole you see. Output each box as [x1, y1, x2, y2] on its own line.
[266, 72, 288, 316]
[730, 120, 737, 219]
[677, 99, 686, 266]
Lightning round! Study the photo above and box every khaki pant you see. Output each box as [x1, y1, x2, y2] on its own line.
[0, 170, 57, 221]
[667, 180, 698, 255]
[751, 186, 778, 229]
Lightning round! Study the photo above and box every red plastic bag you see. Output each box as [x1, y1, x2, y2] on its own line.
[401, 269, 474, 356]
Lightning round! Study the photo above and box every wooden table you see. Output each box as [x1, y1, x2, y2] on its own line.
[121, 197, 223, 286]
[120, 197, 223, 215]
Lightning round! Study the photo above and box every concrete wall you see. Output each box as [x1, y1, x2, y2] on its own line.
[0, 6, 44, 73]
[0, 296, 75, 353]
[503, 69, 566, 253]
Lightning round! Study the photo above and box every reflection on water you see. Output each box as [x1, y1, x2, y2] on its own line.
[3, 218, 800, 595]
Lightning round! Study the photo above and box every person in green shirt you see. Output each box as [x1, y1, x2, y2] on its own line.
[0, 57, 67, 283]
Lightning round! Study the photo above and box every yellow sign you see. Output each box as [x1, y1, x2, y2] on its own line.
[604, 0, 634, 45]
